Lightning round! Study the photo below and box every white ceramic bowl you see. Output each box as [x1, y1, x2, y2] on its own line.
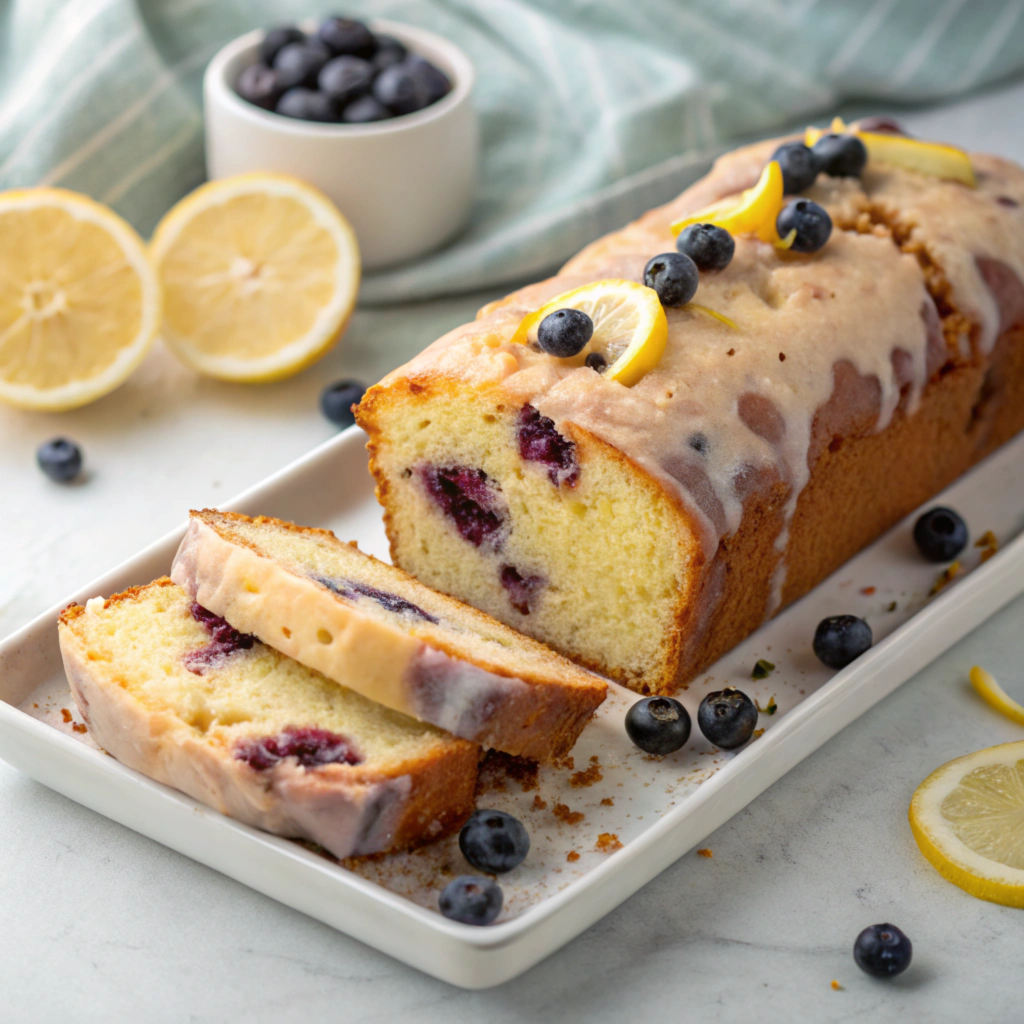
[204, 19, 478, 270]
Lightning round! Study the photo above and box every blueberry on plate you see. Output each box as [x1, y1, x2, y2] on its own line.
[371, 34, 408, 74]
[318, 55, 374, 105]
[644, 251, 699, 307]
[812, 133, 868, 178]
[439, 876, 503, 926]
[373, 64, 430, 116]
[320, 379, 367, 426]
[675, 223, 735, 272]
[273, 40, 332, 90]
[536, 308, 593, 358]
[37, 438, 83, 483]
[913, 506, 968, 562]
[625, 696, 691, 755]
[776, 199, 832, 254]
[813, 614, 872, 669]
[697, 688, 757, 749]
[316, 16, 376, 59]
[341, 95, 391, 123]
[259, 25, 304, 67]
[459, 809, 530, 873]
[276, 87, 337, 122]
[235, 64, 283, 111]
[404, 54, 451, 103]
[771, 141, 820, 194]
[854, 923, 912, 978]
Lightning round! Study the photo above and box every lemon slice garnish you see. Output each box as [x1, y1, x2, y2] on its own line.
[671, 160, 785, 244]
[909, 740, 1024, 907]
[511, 279, 667, 387]
[150, 173, 360, 382]
[970, 666, 1024, 726]
[0, 188, 161, 411]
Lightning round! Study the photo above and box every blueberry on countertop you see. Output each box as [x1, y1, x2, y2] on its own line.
[37, 438, 83, 483]
[697, 688, 757, 749]
[776, 199, 832, 254]
[235, 63, 283, 111]
[913, 506, 968, 563]
[771, 141, 821, 194]
[276, 87, 337, 122]
[404, 54, 451, 103]
[625, 696, 691, 755]
[854, 924, 912, 978]
[341, 95, 391, 123]
[585, 351, 607, 373]
[813, 614, 872, 669]
[537, 308, 594, 358]
[439, 876, 503, 926]
[675, 223, 734, 272]
[644, 251, 699, 307]
[316, 16, 376, 59]
[459, 810, 530, 873]
[318, 55, 374, 105]
[259, 25, 304, 67]
[320, 379, 367, 426]
[273, 40, 332, 90]
[812, 133, 868, 178]
[371, 34, 408, 74]
[373, 64, 430, 116]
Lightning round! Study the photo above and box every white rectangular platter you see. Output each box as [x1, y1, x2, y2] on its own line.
[2, 424, 1024, 989]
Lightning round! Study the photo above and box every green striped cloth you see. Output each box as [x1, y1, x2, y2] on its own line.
[2, 0, 1022, 304]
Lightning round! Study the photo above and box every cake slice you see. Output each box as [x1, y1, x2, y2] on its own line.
[58, 578, 479, 858]
[170, 509, 607, 761]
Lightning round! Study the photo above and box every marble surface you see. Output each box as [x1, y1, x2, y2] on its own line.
[2, 81, 1024, 1022]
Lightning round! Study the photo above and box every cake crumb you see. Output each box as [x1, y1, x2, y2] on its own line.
[557, 755, 576, 772]
[885, 601, 898, 612]
[32, 703, 38, 709]
[566, 851, 580, 863]
[930, 561, 961, 594]
[553, 803, 585, 825]
[72, 723, 87, 734]
[569, 762, 603, 788]
[595, 833, 623, 853]
[697, 848, 713, 858]
[60, 708, 72, 724]
[600, 797, 615, 807]
[752, 727, 765, 740]
[532, 794, 548, 811]
[831, 980, 843, 991]
[476, 750, 539, 794]
[861, 586, 876, 595]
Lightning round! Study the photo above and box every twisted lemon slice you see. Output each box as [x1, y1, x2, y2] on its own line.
[511, 279, 667, 387]
[970, 666, 1024, 726]
[671, 160, 785, 244]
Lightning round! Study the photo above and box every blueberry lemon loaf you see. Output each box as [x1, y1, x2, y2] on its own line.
[58, 579, 478, 857]
[171, 509, 607, 760]
[358, 121, 1024, 693]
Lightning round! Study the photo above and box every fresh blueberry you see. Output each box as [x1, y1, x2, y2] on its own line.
[776, 199, 832, 253]
[276, 87, 337, 122]
[913, 506, 968, 563]
[644, 252, 699, 307]
[318, 55, 373, 104]
[813, 614, 872, 669]
[812, 133, 868, 178]
[341, 95, 391, 123]
[259, 25, 304, 67]
[771, 141, 821, 194]
[273, 40, 332, 90]
[675, 223, 735, 272]
[439, 876, 503, 926]
[585, 351, 607, 372]
[625, 696, 691, 755]
[536, 308, 593, 358]
[373, 64, 430, 116]
[459, 809, 530, 873]
[697, 688, 757, 749]
[36, 438, 83, 483]
[371, 34, 408, 74]
[236, 63, 283, 111]
[403, 55, 451, 103]
[316, 16, 376, 59]
[320, 379, 367, 426]
[854, 923, 912, 978]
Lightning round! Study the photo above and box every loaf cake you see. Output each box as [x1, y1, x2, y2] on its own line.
[357, 123, 1024, 693]
[58, 578, 478, 858]
[170, 509, 607, 760]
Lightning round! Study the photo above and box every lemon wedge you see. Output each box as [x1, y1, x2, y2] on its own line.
[909, 741, 1024, 907]
[150, 173, 359, 382]
[511, 279, 667, 387]
[671, 160, 785, 244]
[0, 188, 161, 411]
[970, 666, 1024, 726]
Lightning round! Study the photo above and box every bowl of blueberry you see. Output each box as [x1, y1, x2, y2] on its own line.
[204, 15, 478, 269]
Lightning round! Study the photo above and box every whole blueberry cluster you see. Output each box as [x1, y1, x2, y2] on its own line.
[236, 16, 451, 124]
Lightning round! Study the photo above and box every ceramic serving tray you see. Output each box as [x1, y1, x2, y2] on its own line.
[2, 425, 1024, 989]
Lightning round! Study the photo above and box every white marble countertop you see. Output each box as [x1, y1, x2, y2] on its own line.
[2, 82, 1024, 1022]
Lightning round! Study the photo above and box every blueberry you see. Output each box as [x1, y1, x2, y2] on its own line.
[913, 506, 968, 563]
[697, 688, 757, 749]
[625, 696, 691, 755]
[36, 438, 83, 483]
[371, 34, 408, 74]
[236, 63, 283, 111]
[320, 379, 367, 426]
[275, 87, 337, 122]
[812, 133, 868, 178]
[403, 55, 451, 104]
[459, 809, 530, 873]
[771, 141, 821, 194]
[776, 199, 832, 254]
[341, 95, 391, 123]
[439, 876, 503, 926]
[318, 56, 373, 104]
[373, 64, 430, 116]
[854, 923, 912, 978]
[536, 308, 593, 358]
[316, 16, 376, 59]
[813, 615, 872, 669]
[675, 224, 735, 272]
[644, 252, 699, 307]
[273, 40, 331, 90]
[585, 351, 607, 372]
[259, 25, 304, 67]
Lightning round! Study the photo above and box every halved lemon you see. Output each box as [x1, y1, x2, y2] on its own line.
[970, 666, 1024, 726]
[909, 740, 1024, 907]
[150, 174, 359, 382]
[510, 279, 667, 387]
[0, 188, 161, 411]
[671, 160, 785, 244]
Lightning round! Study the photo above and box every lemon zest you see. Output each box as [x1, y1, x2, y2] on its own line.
[970, 666, 1024, 726]
[688, 303, 738, 330]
